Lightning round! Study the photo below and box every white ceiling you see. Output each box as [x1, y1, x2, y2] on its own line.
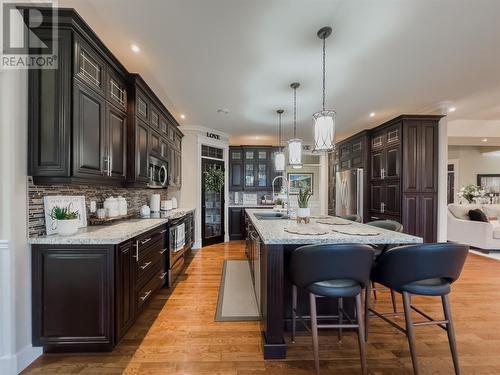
[60, 0, 500, 144]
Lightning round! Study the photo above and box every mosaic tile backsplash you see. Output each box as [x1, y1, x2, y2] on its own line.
[28, 178, 179, 237]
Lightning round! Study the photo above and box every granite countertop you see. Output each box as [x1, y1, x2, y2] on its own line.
[246, 209, 423, 245]
[29, 208, 194, 245]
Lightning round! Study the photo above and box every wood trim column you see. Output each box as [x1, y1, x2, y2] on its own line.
[261, 243, 286, 359]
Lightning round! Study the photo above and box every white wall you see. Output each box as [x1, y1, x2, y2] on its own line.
[0, 67, 42, 374]
[448, 145, 500, 188]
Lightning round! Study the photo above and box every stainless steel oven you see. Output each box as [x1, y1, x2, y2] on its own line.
[148, 156, 168, 188]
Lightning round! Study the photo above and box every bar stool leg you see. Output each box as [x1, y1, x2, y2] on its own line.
[364, 283, 371, 342]
[309, 293, 320, 375]
[390, 289, 398, 313]
[372, 281, 377, 300]
[402, 292, 420, 375]
[292, 285, 297, 343]
[355, 293, 367, 375]
[338, 297, 343, 342]
[442, 294, 460, 375]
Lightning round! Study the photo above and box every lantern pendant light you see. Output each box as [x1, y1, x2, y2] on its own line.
[313, 26, 336, 152]
[288, 82, 303, 168]
[274, 109, 286, 172]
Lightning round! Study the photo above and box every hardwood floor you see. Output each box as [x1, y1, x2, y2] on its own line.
[22, 241, 500, 374]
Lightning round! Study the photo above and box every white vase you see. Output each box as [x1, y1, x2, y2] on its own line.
[57, 219, 79, 236]
[297, 207, 310, 218]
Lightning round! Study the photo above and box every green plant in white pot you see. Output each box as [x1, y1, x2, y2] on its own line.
[297, 188, 312, 224]
[50, 204, 80, 236]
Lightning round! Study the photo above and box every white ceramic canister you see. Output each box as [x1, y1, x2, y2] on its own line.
[117, 196, 127, 216]
[104, 197, 119, 217]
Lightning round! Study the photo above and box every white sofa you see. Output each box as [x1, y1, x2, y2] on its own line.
[447, 204, 500, 251]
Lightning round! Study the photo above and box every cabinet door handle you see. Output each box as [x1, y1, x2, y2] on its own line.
[133, 240, 139, 261]
[381, 168, 385, 179]
[140, 290, 152, 301]
[109, 156, 113, 177]
[380, 202, 386, 213]
[140, 261, 152, 270]
[160, 229, 167, 234]
[159, 272, 167, 280]
[141, 238, 151, 245]
[159, 248, 168, 254]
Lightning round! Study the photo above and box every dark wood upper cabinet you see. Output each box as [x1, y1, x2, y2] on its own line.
[107, 104, 127, 179]
[73, 82, 106, 178]
[229, 146, 278, 191]
[28, 8, 182, 187]
[135, 119, 149, 182]
[28, 28, 72, 178]
[127, 74, 183, 188]
[366, 115, 442, 242]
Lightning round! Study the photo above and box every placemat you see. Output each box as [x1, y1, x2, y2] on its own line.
[332, 226, 380, 236]
[284, 225, 329, 236]
[316, 218, 352, 226]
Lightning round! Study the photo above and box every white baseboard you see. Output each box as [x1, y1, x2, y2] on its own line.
[192, 240, 202, 249]
[16, 345, 42, 374]
[0, 355, 16, 375]
[0, 345, 42, 375]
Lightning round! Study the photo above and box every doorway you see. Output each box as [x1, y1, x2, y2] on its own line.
[201, 157, 225, 246]
[447, 159, 459, 204]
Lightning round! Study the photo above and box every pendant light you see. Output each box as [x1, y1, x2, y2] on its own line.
[273, 109, 286, 172]
[312, 26, 336, 152]
[288, 82, 302, 168]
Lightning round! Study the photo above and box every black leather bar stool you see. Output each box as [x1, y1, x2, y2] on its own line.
[366, 219, 403, 312]
[366, 243, 469, 374]
[340, 214, 362, 223]
[289, 244, 374, 375]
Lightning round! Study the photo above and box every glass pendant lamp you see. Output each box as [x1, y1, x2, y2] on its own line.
[273, 109, 285, 172]
[313, 26, 336, 152]
[288, 82, 302, 168]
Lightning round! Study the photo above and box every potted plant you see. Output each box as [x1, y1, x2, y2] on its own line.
[50, 204, 80, 236]
[297, 188, 312, 224]
[204, 166, 225, 193]
[274, 198, 284, 209]
[457, 185, 485, 204]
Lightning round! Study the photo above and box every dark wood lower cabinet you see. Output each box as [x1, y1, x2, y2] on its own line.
[402, 194, 437, 243]
[32, 245, 114, 352]
[32, 216, 195, 353]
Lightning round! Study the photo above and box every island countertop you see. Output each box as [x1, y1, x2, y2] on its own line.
[245, 209, 423, 245]
[28, 208, 194, 246]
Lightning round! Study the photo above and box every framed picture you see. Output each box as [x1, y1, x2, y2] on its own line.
[477, 174, 500, 193]
[288, 173, 314, 195]
[43, 196, 87, 235]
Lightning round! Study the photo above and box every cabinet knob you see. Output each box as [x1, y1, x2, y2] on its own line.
[140, 261, 152, 270]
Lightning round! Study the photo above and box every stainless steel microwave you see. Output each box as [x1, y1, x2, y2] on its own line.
[148, 156, 168, 188]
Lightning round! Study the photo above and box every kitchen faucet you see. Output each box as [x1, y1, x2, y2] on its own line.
[272, 175, 290, 217]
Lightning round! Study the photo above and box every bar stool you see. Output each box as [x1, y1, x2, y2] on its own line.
[366, 243, 469, 374]
[340, 214, 362, 223]
[289, 244, 374, 375]
[366, 219, 403, 312]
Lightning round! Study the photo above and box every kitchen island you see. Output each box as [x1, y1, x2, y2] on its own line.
[245, 209, 423, 359]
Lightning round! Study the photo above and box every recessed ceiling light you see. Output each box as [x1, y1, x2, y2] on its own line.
[130, 44, 140, 53]
[482, 138, 488, 142]
[180, 114, 186, 120]
[369, 112, 375, 118]
[448, 106, 456, 113]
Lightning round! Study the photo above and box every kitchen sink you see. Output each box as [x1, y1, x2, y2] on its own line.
[254, 212, 288, 220]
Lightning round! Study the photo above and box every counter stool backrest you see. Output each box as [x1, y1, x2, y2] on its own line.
[366, 220, 403, 233]
[290, 244, 374, 289]
[372, 243, 469, 291]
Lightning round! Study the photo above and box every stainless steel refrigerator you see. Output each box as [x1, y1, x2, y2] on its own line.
[335, 168, 364, 218]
